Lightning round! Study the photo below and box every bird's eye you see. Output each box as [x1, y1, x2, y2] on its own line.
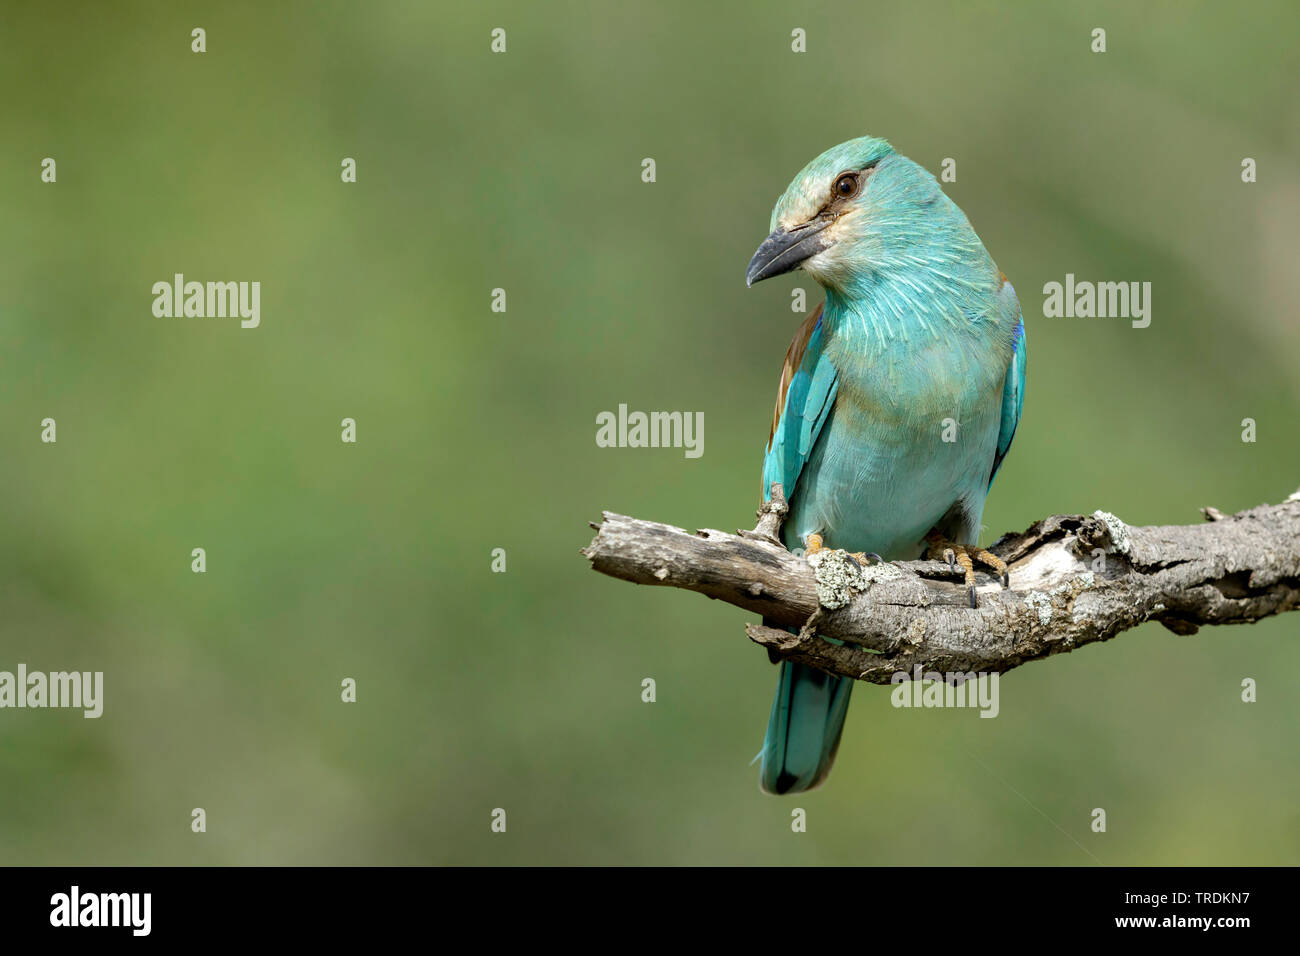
[833, 173, 859, 198]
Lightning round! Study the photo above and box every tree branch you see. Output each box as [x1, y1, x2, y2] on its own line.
[582, 485, 1300, 683]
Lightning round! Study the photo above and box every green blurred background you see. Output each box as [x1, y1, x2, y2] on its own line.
[1, 1, 1297, 865]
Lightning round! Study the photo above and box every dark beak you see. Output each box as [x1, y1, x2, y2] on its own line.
[745, 220, 831, 286]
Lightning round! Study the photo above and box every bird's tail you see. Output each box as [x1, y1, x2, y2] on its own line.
[760, 658, 854, 794]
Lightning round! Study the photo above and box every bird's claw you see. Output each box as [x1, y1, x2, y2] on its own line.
[923, 532, 1011, 609]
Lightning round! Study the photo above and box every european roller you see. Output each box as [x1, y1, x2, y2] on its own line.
[745, 136, 1026, 794]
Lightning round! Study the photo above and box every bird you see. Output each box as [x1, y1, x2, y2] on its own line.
[745, 136, 1026, 795]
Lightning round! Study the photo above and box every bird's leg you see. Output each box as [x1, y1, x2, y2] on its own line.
[848, 551, 884, 567]
[923, 531, 1010, 608]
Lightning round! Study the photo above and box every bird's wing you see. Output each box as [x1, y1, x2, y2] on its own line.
[988, 279, 1027, 489]
[761, 303, 839, 504]
[758, 306, 849, 793]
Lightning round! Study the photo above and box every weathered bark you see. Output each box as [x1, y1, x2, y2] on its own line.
[582, 485, 1300, 683]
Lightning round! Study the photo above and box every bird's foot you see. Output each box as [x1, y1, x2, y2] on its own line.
[803, 535, 881, 569]
[923, 532, 1010, 608]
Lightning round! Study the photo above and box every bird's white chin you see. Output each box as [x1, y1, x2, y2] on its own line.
[800, 248, 850, 289]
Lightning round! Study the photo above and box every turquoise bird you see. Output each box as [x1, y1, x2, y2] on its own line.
[745, 136, 1026, 794]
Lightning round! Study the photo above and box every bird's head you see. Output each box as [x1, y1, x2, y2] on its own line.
[747, 135, 922, 291]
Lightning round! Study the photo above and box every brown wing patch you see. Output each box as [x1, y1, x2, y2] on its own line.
[767, 303, 823, 451]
